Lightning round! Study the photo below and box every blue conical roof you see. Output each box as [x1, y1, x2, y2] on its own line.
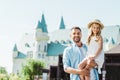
[108, 37, 115, 44]
[36, 14, 48, 33]
[59, 16, 65, 29]
[41, 14, 48, 33]
[13, 44, 18, 51]
[36, 20, 42, 29]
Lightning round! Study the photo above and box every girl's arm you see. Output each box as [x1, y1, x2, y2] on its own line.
[93, 35, 103, 59]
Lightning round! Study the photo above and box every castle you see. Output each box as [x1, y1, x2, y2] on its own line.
[12, 14, 120, 74]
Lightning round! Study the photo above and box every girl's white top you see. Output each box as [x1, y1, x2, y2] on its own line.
[87, 36, 104, 74]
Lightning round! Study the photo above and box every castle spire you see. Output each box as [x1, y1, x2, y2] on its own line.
[41, 14, 48, 33]
[36, 20, 42, 29]
[108, 37, 115, 44]
[59, 16, 65, 29]
[13, 44, 18, 51]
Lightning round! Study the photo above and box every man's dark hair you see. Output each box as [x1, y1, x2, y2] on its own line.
[71, 26, 81, 32]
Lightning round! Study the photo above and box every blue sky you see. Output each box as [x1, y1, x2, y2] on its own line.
[0, 0, 120, 73]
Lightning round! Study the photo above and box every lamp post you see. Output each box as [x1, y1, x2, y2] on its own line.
[102, 69, 106, 80]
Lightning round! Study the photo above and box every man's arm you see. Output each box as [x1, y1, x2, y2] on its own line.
[64, 67, 90, 76]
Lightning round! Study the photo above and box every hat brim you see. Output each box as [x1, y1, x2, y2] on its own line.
[88, 21, 104, 29]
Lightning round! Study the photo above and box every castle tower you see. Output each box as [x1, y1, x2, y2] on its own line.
[13, 44, 18, 58]
[59, 16, 65, 29]
[12, 44, 19, 74]
[34, 14, 49, 60]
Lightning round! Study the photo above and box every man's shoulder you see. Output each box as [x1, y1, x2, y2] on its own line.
[82, 43, 87, 51]
[65, 45, 73, 50]
[82, 43, 87, 47]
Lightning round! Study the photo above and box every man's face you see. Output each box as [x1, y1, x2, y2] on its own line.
[70, 29, 82, 43]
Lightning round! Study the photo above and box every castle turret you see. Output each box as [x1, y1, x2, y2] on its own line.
[35, 14, 49, 41]
[41, 14, 48, 33]
[59, 16, 65, 29]
[13, 44, 18, 58]
[34, 14, 49, 60]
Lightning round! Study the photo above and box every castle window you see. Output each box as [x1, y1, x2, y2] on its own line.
[55, 40, 59, 43]
[25, 43, 30, 47]
[38, 53, 41, 58]
[61, 40, 65, 44]
[44, 45, 47, 52]
[42, 54, 44, 58]
[38, 45, 40, 51]
[103, 37, 108, 43]
[67, 40, 72, 44]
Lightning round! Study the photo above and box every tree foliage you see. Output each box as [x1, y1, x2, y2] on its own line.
[9, 73, 21, 80]
[20, 59, 44, 80]
[0, 67, 7, 74]
[0, 67, 8, 80]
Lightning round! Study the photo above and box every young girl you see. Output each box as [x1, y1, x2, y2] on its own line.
[78, 19, 104, 80]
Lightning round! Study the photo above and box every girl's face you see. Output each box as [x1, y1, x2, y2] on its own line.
[91, 23, 101, 35]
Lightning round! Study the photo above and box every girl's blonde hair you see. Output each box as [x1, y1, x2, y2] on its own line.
[87, 23, 101, 45]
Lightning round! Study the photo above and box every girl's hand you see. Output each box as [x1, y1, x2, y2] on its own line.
[89, 55, 96, 60]
[88, 56, 94, 60]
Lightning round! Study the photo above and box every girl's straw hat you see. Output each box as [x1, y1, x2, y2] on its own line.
[88, 19, 104, 29]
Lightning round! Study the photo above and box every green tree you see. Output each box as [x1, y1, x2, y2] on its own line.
[9, 73, 21, 80]
[20, 59, 44, 80]
[0, 67, 9, 80]
[0, 67, 7, 74]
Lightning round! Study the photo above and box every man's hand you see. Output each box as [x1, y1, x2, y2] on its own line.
[79, 68, 90, 76]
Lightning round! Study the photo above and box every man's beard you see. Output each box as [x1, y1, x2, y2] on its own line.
[73, 37, 80, 43]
